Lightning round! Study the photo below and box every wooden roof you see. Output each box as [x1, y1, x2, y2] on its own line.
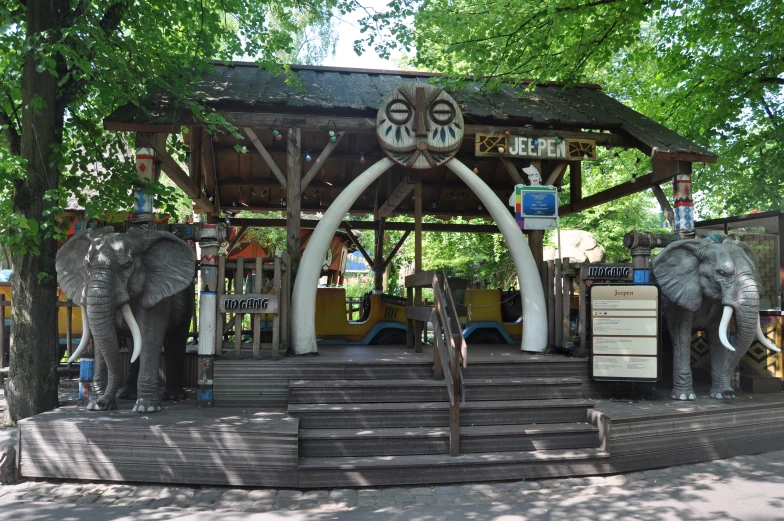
[106, 62, 715, 163]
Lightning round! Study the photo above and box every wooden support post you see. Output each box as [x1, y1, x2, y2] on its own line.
[562, 258, 571, 348]
[377, 172, 421, 218]
[252, 257, 262, 357]
[651, 184, 675, 229]
[406, 286, 414, 351]
[281, 252, 291, 352]
[66, 304, 73, 379]
[0, 295, 5, 387]
[244, 128, 287, 187]
[373, 218, 385, 294]
[546, 260, 555, 347]
[544, 161, 568, 186]
[450, 333, 461, 457]
[578, 263, 588, 357]
[216, 254, 226, 355]
[301, 132, 345, 190]
[202, 131, 219, 215]
[554, 259, 563, 348]
[570, 162, 582, 203]
[273, 256, 282, 358]
[234, 257, 244, 356]
[188, 126, 203, 191]
[286, 128, 302, 278]
[414, 181, 423, 353]
[500, 158, 525, 185]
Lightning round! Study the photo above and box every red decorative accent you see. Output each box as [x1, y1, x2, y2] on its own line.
[138, 163, 147, 173]
[674, 201, 694, 208]
[202, 361, 209, 368]
[136, 154, 155, 160]
[202, 254, 217, 263]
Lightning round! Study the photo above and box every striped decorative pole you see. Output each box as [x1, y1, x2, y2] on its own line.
[673, 170, 696, 240]
[133, 146, 157, 224]
[197, 224, 221, 406]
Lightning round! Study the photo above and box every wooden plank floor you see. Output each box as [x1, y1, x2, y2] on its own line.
[589, 385, 784, 473]
[18, 402, 299, 487]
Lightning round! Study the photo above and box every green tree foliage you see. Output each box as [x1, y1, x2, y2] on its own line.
[0, 0, 337, 422]
[357, 0, 784, 217]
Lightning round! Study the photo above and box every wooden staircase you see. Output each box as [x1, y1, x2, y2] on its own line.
[288, 362, 607, 487]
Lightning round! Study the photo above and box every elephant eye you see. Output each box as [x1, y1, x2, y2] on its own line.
[118, 257, 131, 268]
[716, 268, 732, 277]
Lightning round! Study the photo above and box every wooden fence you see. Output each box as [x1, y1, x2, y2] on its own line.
[216, 254, 290, 358]
[542, 259, 587, 354]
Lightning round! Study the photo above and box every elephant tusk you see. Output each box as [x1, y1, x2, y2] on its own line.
[121, 303, 143, 363]
[757, 316, 781, 353]
[67, 306, 92, 364]
[718, 305, 736, 352]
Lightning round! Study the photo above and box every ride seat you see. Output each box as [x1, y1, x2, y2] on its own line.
[462, 289, 504, 323]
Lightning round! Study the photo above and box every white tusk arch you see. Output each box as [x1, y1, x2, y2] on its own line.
[67, 306, 92, 363]
[121, 303, 143, 363]
[446, 159, 547, 352]
[291, 158, 395, 354]
[718, 305, 736, 352]
[757, 316, 781, 353]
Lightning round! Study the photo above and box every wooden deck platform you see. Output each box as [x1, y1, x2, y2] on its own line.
[16, 345, 784, 487]
[17, 403, 299, 487]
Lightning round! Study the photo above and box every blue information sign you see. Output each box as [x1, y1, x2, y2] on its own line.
[522, 192, 557, 216]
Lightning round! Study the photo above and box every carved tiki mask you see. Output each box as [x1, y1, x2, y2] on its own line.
[377, 83, 465, 169]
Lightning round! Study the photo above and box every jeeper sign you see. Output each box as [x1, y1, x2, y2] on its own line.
[219, 294, 279, 313]
[475, 133, 596, 160]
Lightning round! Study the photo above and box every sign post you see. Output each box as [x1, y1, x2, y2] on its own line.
[590, 284, 660, 382]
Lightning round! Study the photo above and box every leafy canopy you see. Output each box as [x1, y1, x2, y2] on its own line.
[357, 0, 784, 217]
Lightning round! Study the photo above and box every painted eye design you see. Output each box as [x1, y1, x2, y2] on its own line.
[377, 83, 464, 170]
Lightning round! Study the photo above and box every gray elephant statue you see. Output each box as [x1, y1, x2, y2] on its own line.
[56, 227, 195, 413]
[651, 238, 780, 400]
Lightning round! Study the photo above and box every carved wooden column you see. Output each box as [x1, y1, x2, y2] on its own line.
[196, 223, 224, 406]
[673, 162, 695, 239]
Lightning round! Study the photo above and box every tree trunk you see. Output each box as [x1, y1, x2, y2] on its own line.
[6, 0, 68, 423]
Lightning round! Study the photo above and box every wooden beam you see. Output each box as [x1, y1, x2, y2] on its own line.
[202, 132, 218, 212]
[244, 127, 287, 187]
[237, 203, 497, 219]
[373, 218, 385, 292]
[193, 194, 216, 214]
[651, 184, 675, 229]
[342, 224, 374, 267]
[188, 126, 203, 191]
[222, 113, 633, 145]
[226, 226, 248, 255]
[569, 162, 582, 204]
[377, 172, 422, 219]
[559, 166, 676, 217]
[500, 158, 525, 186]
[545, 161, 569, 186]
[230, 218, 502, 234]
[286, 128, 302, 276]
[301, 132, 345, 190]
[220, 178, 513, 193]
[383, 230, 411, 269]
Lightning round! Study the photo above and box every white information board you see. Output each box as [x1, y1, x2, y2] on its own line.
[590, 285, 660, 382]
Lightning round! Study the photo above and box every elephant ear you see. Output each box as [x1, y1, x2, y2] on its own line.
[729, 239, 760, 271]
[651, 239, 712, 312]
[127, 228, 196, 308]
[55, 227, 114, 306]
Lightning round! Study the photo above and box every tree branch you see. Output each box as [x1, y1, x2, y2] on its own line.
[0, 109, 21, 156]
[760, 76, 784, 85]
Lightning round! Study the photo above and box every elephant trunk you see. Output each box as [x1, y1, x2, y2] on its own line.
[719, 276, 759, 388]
[86, 274, 124, 403]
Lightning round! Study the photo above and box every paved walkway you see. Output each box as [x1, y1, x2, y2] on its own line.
[1, 449, 784, 520]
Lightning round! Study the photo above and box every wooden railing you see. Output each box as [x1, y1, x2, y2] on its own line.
[216, 254, 290, 358]
[405, 270, 467, 456]
[541, 259, 586, 354]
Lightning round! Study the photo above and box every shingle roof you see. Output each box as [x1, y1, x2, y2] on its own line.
[105, 62, 716, 162]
